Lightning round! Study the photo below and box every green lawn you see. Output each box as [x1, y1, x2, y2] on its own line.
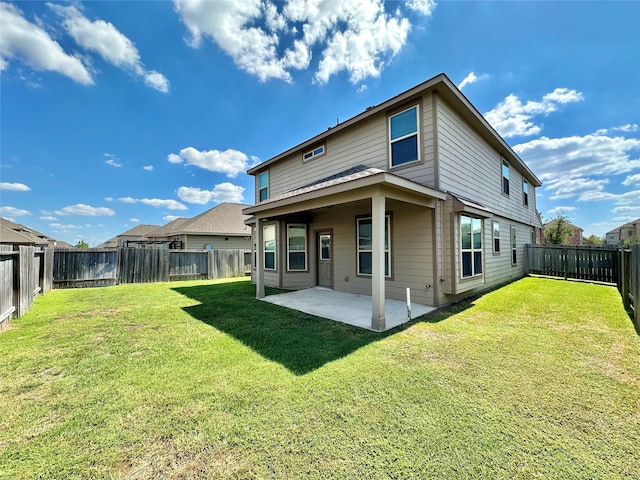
[1, 277, 638, 479]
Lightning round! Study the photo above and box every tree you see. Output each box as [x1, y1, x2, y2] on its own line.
[544, 214, 573, 244]
[75, 240, 89, 249]
[586, 234, 604, 245]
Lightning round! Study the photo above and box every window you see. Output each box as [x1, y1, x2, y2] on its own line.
[303, 145, 325, 161]
[320, 234, 331, 260]
[258, 171, 269, 202]
[492, 221, 500, 253]
[287, 224, 307, 271]
[502, 160, 510, 195]
[357, 215, 390, 276]
[461, 215, 482, 278]
[263, 224, 276, 270]
[511, 226, 517, 265]
[389, 105, 419, 167]
[523, 179, 529, 206]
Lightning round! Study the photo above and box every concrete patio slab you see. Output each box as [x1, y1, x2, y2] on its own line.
[260, 287, 436, 331]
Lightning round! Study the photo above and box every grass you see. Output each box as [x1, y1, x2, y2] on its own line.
[1, 276, 638, 479]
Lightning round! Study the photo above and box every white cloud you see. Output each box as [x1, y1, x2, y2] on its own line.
[547, 206, 576, 217]
[167, 153, 183, 164]
[130, 218, 140, 223]
[0, 2, 93, 84]
[55, 204, 116, 216]
[514, 133, 640, 184]
[40, 215, 57, 221]
[48, 3, 169, 93]
[169, 147, 250, 177]
[105, 158, 121, 167]
[50, 223, 82, 230]
[485, 88, 583, 138]
[622, 173, 640, 187]
[117, 197, 188, 210]
[407, 0, 437, 16]
[143, 165, 154, 171]
[514, 130, 640, 208]
[458, 72, 477, 90]
[0, 181, 30, 191]
[177, 182, 245, 204]
[163, 215, 181, 222]
[613, 123, 639, 133]
[0, 206, 30, 216]
[174, 0, 427, 84]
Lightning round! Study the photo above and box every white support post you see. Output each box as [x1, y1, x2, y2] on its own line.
[256, 218, 265, 299]
[371, 194, 386, 331]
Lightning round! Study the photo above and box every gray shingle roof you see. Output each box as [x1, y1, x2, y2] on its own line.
[166, 203, 251, 236]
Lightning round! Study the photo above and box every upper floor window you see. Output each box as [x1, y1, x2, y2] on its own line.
[287, 224, 307, 271]
[389, 105, 419, 167]
[502, 160, 510, 195]
[357, 215, 391, 277]
[303, 145, 325, 162]
[523, 179, 529, 206]
[263, 224, 276, 270]
[461, 215, 482, 278]
[258, 171, 269, 202]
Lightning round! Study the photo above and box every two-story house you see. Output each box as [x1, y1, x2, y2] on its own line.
[243, 73, 542, 331]
[605, 218, 640, 245]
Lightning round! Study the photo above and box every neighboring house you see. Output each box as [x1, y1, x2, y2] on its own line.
[0, 217, 55, 247]
[605, 218, 640, 245]
[106, 224, 163, 248]
[97, 203, 252, 250]
[148, 203, 252, 250]
[243, 73, 542, 331]
[543, 219, 584, 245]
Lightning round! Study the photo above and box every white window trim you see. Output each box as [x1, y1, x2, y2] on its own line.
[522, 178, 529, 206]
[258, 171, 269, 202]
[511, 226, 517, 265]
[502, 160, 510, 196]
[263, 224, 276, 271]
[492, 221, 500, 254]
[302, 144, 325, 162]
[388, 105, 420, 168]
[286, 224, 307, 271]
[357, 215, 391, 277]
[460, 215, 483, 278]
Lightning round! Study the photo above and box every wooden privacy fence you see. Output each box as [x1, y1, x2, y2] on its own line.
[525, 244, 619, 284]
[0, 245, 54, 326]
[619, 244, 640, 329]
[53, 248, 251, 288]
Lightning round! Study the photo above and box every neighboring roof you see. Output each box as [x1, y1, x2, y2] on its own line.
[119, 224, 161, 237]
[147, 217, 190, 237]
[0, 224, 37, 245]
[247, 73, 542, 187]
[544, 219, 583, 231]
[166, 203, 252, 236]
[0, 217, 51, 245]
[606, 217, 640, 234]
[244, 166, 446, 216]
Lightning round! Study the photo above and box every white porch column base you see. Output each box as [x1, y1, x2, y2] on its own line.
[371, 194, 386, 331]
[256, 217, 265, 299]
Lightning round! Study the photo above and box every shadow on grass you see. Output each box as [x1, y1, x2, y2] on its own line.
[172, 281, 402, 375]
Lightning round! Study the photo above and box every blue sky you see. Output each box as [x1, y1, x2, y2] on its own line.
[1, 0, 639, 246]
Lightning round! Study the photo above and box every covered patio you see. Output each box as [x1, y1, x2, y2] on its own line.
[260, 287, 436, 331]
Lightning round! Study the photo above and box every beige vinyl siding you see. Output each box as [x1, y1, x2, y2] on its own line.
[388, 94, 436, 186]
[184, 235, 251, 251]
[266, 115, 387, 200]
[312, 200, 436, 306]
[256, 94, 437, 202]
[437, 99, 538, 227]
